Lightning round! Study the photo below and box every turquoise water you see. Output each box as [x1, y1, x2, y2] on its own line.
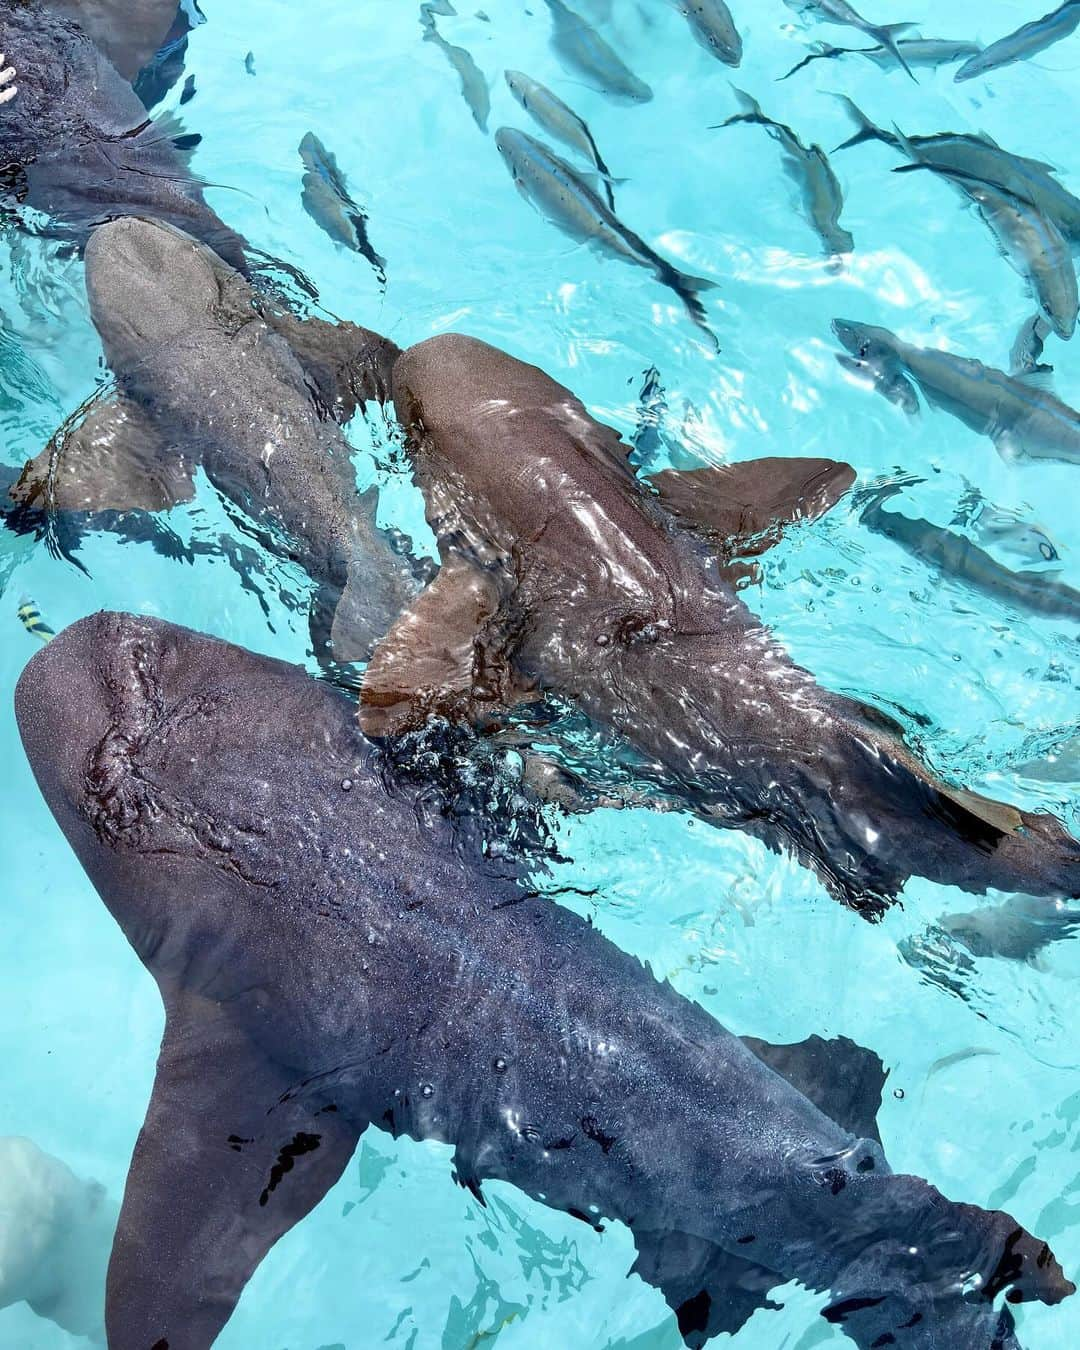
[2, 0, 1080, 1345]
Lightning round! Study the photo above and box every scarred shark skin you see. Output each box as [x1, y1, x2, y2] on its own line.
[14, 612, 1074, 1350]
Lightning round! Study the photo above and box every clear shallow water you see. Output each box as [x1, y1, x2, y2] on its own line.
[1, 1, 1079, 1346]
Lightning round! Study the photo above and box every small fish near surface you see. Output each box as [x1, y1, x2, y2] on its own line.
[783, 0, 918, 79]
[858, 484, 1080, 625]
[898, 163, 1078, 340]
[495, 127, 719, 349]
[1011, 312, 1054, 376]
[17, 597, 55, 642]
[422, 13, 491, 132]
[955, 0, 1080, 83]
[505, 70, 619, 210]
[833, 317, 1080, 464]
[833, 98, 1080, 244]
[544, 0, 653, 103]
[672, 0, 743, 67]
[780, 36, 982, 80]
[299, 132, 388, 287]
[713, 88, 853, 266]
[15, 611, 1076, 1350]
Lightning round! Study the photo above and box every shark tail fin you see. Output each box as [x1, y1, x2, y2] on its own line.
[107, 992, 365, 1349]
[831, 94, 895, 152]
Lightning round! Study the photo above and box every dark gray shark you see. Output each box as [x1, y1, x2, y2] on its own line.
[360, 334, 1080, 913]
[15, 611, 1075, 1350]
[0, 1, 249, 270]
[7, 216, 420, 661]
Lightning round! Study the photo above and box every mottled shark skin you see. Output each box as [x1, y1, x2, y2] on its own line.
[15, 612, 1075, 1350]
[362, 334, 1080, 913]
[0, 2, 249, 271]
[8, 217, 418, 663]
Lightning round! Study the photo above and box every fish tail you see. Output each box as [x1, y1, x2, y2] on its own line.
[657, 264, 721, 351]
[869, 23, 919, 81]
[18, 598, 55, 643]
[830, 94, 896, 152]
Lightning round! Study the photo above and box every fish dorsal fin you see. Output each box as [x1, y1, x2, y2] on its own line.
[630, 1231, 784, 1347]
[359, 556, 530, 738]
[106, 990, 364, 1348]
[741, 1034, 887, 1143]
[646, 456, 856, 559]
[9, 392, 196, 516]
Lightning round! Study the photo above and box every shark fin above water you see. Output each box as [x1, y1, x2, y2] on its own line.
[108, 990, 365, 1350]
[645, 456, 856, 558]
[9, 391, 196, 516]
[359, 556, 531, 737]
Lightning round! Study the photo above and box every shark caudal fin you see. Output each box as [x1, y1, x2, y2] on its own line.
[107, 992, 365, 1350]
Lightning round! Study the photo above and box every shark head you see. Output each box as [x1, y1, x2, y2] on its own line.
[14, 612, 365, 984]
[831, 318, 902, 364]
[84, 216, 234, 373]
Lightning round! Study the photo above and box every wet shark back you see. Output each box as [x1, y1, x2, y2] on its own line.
[0, 5, 250, 272]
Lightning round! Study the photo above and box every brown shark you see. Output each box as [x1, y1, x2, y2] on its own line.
[359, 334, 1080, 914]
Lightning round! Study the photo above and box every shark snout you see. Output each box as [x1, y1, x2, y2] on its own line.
[85, 217, 221, 355]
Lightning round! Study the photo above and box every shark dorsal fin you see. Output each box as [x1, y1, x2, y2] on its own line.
[107, 990, 364, 1347]
[645, 456, 856, 559]
[741, 1034, 888, 1143]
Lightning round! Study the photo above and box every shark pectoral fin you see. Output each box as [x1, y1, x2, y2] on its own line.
[11, 394, 195, 516]
[359, 557, 526, 738]
[108, 995, 364, 1350]
[646, 457, 856, 559]
[630, 1229, 783, 1347]
[741, 1035, 887, 1143]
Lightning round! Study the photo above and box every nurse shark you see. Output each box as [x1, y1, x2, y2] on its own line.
[6, 216, 421, 662]
[0, 0, 249, 270]
[15, 611, 1074, 1349]
[13, 223, 1079, 913]
[360, 335, 1080, 913]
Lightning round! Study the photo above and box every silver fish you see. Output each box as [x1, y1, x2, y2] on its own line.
[423, 22, 490, 131]
[833, 318, 1080, 465]
[781, 37, 981, 80]
[299, 132, 387, 286]
[956, 0, 1080, 82]
[495, 127, 718, 347]
[833, 97, 1080, 242]
[504, 70, 618, 209]
[901, 165, 1077, 340]
[860, 486, 1080, 622]
[1011, 313, 1053, 376]
[784, 0, 917, 78]
[714, 88, 853, 263]
[544, 0, 653, 102]
[674, 0, 743, 67]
